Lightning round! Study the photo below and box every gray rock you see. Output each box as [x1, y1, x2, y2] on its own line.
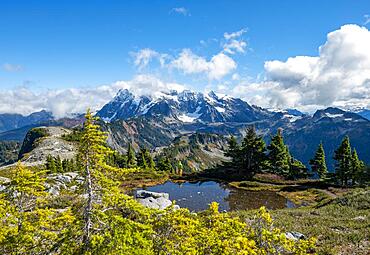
[135, 190, 176, 210]
[285, 231, 306, 240]
[136, 190, 170, 200]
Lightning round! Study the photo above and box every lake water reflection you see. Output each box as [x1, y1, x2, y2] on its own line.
[140, 180, 295, 212]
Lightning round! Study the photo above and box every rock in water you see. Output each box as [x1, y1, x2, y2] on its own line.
[135, 190, 178, 210]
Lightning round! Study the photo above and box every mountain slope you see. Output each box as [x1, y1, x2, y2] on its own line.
[0, 110, 53, 133]
[282, 107, 370, 168]
[156, 133, 229, 172]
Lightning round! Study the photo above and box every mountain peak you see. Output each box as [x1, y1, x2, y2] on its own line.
[114, 89, 135, 101]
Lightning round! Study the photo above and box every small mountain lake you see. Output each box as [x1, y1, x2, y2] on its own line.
[138, 180, 295, 212]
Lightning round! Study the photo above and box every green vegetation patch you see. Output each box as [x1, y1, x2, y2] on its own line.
[18, 127, 48, 159]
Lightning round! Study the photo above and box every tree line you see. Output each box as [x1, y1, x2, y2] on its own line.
[47, 137, 184, 176]
[226, 126, 369, 185]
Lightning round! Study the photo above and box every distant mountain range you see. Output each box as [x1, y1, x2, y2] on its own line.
[1, 88, 370, 170]
[0, 110, 53, 133]
[97, 89, 370, 169]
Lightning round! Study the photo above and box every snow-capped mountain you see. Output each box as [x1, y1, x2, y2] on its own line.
[97, 89, 271, 123]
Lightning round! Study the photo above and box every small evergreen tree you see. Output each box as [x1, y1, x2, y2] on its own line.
[239, 127, 267, 178]
[267, 129, 291, 177]
[137, 148, 149, 170]
[177, 161, 183, 176]
[157, 156, 174, 172]
[46, 155, 56, 173]
[333, 136, 352, 185]
[0, 162, 74, 254]
[309, 143, 328, 179]
[225, 135, 240, 166]
[55, 155, 63, 173]
[126, 143, 136, 168]
[289, 158, 308, 180]
[351, 149, 365, 184]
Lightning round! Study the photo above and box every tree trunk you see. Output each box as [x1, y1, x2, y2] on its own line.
[82, 158, 93, 251]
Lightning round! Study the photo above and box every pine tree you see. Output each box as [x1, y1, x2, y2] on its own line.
[239, 126, 267, 178]
[225, 135, 240, 166]
[46, 155, 56, 173]
[289, 158, 308, 180]
[177, 161, 183, 176]
[137, 148, 148, 170]
[77, 109, 117, 251]
[145, 149, 155, 170]
[334, 136, 352, 185]
[309, 143, 328, 179]
[0, 162, 74, 254]
[126, 143, 136, 168]
[351, 149, 365, 184]
[55, 155, 63, 173]
[267, 129, 291, 177]
[157, 156, 174, 172]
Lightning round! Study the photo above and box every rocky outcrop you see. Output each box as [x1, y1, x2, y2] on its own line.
[135, 190, 179, 210]
[17, 126, 77, 167]
[45, 172, 83, 196]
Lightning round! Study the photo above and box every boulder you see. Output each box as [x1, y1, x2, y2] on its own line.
[135, 190, 177, 210]
[285, 231, 306, 240]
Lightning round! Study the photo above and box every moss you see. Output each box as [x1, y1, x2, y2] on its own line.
[229, 181, 285, 191]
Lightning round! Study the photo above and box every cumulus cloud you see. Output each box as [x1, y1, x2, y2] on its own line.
[232, 24, 370, 111]
[170, 49, 237, 80]
[2, 63, 23, 72]
[170, 7, 190, 16]
[0, 75, 186, 118]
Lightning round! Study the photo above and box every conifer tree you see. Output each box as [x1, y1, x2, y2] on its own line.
[78, 109, 117, 251]
[334, 136, 352, 185]
[239, 127, 267, 178]
[157, 156, 173, 172]
[0, 162, 74, 254]
[126, 143, 136, 168]
[55, 155, 63, 173]
[289, 158, 308, 179]
[177, 161, 183, 176]
[267, 129, 291, 176]
[225, 135, 240, 166]
[145, 149, 155, 170]
[309, 143, 328, 179]
[46, 154, 56, 173]
[137, 148, 149, 170]
[351, 149, 365, 184]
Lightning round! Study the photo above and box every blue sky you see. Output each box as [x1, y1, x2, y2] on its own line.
[1, 0, 370, 116]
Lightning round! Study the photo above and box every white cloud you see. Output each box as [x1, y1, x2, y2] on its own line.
[131, 48, 168, 70]
[224, 29, 247, 40]
[0, 75, 186, 118]
[231, 24, 370, 111]
[170, 49, 236, 80]
[170, 7, 190, 16]
[223, 29, 248, 54]
[2, 63, 23, 72]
